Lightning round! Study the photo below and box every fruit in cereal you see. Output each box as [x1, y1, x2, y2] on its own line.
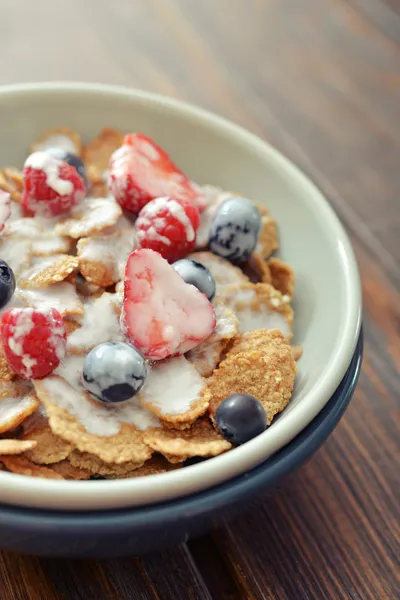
[83, 341, 147, 403]
[136, 197, 200, 262]
[209, 196, 261, 264]
[122, 249, 216, 360]
[22, 152, 85, 217]
[214, 393, 267, 445]
[0, 189, 11, 232]
[0, 126, 299, 482]
[0, 307, 67, 379]
[109, 133, 205, 213]
[172, 258, 216, 301]
[0, 260, 16, 310]
[46, 148, 88, 187]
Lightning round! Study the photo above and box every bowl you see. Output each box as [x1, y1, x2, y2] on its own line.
[0, 330, 363, 557]
[0, 83, 362, 512]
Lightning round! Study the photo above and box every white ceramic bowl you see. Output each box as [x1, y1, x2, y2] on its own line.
[0, 83, 361, 511]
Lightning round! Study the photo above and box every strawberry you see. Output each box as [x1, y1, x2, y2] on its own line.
[0, 190, 11, 233]
[109, 133, 206, 214]
[0, 307, 67, 379]
[135, 196, 200, 262]
[122, 249, 216, 360]
[22, 152, 85, 217]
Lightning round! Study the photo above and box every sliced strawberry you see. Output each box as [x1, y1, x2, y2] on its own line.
[122, 249, 216, 360]
[109, 133, 206, 214]
[0, 190, 11, 233]
[22, 152, 85, 217]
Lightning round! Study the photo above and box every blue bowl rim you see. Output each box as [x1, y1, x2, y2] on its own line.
[0, 328, 363, 533]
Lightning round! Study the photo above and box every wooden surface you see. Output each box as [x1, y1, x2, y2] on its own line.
[0, 0, 399, 598]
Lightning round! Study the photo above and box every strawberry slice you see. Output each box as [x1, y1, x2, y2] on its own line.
[122, 249, 216, 360]
[109, 133, 207, 214]
[0, 190, 11, 233]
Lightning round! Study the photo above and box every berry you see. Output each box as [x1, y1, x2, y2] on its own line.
[172, 259, 215, 301]
[122, 248, 216, 360]
[0, 307, 66, 379]
[0, 189, 11, 233]
[0, 260, 16, 310]
[45, 148, 87, 187]
[22, 151, 85, 217]
[83, 341, 147, 403]
[215, 394, 267, 445]
[135, 197, 200, 262]
[209, 196, 261, 264]
[109, 133, 206, 214]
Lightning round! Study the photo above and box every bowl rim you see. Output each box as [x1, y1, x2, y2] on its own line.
[0, 82, 362, 511]
[0, 330, 363, 533]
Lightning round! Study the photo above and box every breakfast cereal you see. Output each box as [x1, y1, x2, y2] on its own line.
[0, 128, 299, 480]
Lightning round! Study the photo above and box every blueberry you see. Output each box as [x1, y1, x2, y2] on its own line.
[83, 342, 147, 403]
[209, 196, 261, 264]
[215, 394, 267, 445]
[0, 260, 16, 310]
[46, 147, 87, 187]
[172, 259, 216, 301]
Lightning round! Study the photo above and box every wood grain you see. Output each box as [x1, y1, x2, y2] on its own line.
[0, 1, 399, 598]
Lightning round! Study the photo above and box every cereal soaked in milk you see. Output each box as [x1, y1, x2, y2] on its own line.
[0, 126, 298, 480]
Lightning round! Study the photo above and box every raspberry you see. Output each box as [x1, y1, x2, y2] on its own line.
[22, 152, 85, 217]
[122, 249, 216, 360]
[109, 133, 206, 214]
[135, 197, 200, 263]
[0, 190, 11, 233]
[0, 307, 67, 379]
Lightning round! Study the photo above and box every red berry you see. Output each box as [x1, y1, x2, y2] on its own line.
[22, 152, 85, 217]
[109, 133, 206, 214]
[135, 197, 200, 263]
[0, 190, 11, 233]
[122, 249, 216, 360]
[0, 307, 67, 379]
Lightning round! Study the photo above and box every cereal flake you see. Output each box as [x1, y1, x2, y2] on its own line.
[188, 251, 249, 291]
[0, 455, 64, 479]
[33, 376, 155, 464]
[139, 356, 210, 426]
[82, 128, 124, 184]
[0, 439, 37, 455]
[268, 257, 295, 297]
[19, 254, 78, 288]
[208, 329, 297, 424]
[144, 417, 232, 461]
[217, 282, 293, 339]
[30, 127, 82, 156]
[186, 304, 239, 377]
[55, 197, 122, 239]
[50, 458, 91, 480]
[0, 385, 39, 434]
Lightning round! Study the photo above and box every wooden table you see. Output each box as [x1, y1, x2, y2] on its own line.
[0, 1, 399, 598]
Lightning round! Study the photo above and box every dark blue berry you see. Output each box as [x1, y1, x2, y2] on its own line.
[83, 342, 147, 403]
[215, 394, 267, 445]
[0, 260, 16, 310]
[46, 148, 87, 187]
[172, 259, 216, 301]
[209, 197, 261, 264]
